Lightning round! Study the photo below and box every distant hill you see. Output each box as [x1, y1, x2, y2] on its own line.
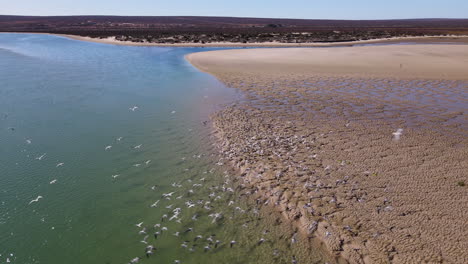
[1, 15, 468, 34]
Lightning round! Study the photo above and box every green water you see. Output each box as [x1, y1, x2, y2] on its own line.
[0, 33, 330, 264]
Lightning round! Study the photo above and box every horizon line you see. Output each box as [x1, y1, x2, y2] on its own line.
[1, 14, 467, 21]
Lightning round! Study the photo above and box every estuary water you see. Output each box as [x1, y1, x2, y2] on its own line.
[0, 34, 332, 264]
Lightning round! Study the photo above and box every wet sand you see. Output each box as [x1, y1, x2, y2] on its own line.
[49, 34, 468, 48]
[186, 45, 468, 263]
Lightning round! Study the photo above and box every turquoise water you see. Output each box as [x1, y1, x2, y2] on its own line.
[0, 34, 329, 264]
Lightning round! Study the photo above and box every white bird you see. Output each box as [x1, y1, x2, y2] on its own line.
[171, 110, 176, 114]
[135, 222, 144, 228]
[134, 164, 141, 167]
[29, 196, 43, 205]
[117, 137, 123, 141]
[49, 179, 57, 184]
[35, 153, 46, 160]
[130, 257, 140, 264]
[129, 106, 139, 111]
[56, 163, 64, 167]
[105, 145, 112, 150]
[112, 174, 120, 179]
[150, 200, 160, 208]
[162, 192, 175, 198]
[134, 144, 142, 149]
[26, 139, 32, 144]
[145, 160, 151, 165]
[392, 128, 403, 141]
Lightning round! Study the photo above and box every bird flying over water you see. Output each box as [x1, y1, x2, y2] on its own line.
[56, 162, 64, 167]
[35, 153, 46, 160]
[49, 179, 57, 184]
[129, 106, 139, 111]
[29, 196, 43, 205]
[105, 145, 112, 150]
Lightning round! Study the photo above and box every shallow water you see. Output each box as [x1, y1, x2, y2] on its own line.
[0, 34, 331, 264]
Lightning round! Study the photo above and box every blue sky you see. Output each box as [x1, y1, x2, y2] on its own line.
[1, 0, 467, 19]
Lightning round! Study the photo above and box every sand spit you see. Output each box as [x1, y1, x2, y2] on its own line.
[41, 34, 468, 48]
[186, 46, 468, 263]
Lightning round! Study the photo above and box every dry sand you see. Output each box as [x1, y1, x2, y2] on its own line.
[187, 45, 468, 80]
[186, 45, 468, 263]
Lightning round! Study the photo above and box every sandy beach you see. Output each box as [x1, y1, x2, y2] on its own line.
[187, 45, 468, 80]
[51, 34, 468, 48]
[186, 45, 468, 263]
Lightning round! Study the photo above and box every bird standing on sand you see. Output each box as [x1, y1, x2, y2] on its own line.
[392, 128, 403, 141]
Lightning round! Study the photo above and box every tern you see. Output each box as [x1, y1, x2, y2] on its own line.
[105, 145, 112, 150]
[49, 179, 57, 184]
[135, 222, 144, 228]
[35, 153, 46, 160]
[134, 144, 142, 149]
[56, 163, 64, 167]
[129, 106, 139, 111]
[162, 192, 175, 198]
[29, 196, 43, 204]
[129, 257, 140, 264]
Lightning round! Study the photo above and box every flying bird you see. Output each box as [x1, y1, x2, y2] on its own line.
[29, 196, 43, 205]
[35, 153, 46, 160]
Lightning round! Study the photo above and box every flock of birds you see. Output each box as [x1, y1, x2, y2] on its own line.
[18, 105, 304, 264]
[8, 102, 404, 264]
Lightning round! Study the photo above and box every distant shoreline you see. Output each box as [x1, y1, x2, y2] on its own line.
[2, 32, 468, 47]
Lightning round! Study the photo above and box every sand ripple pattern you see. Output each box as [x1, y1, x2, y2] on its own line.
[209, 71, 468, 263]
